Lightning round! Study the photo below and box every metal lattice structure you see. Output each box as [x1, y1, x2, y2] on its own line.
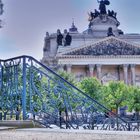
[0, 55, 139, 131]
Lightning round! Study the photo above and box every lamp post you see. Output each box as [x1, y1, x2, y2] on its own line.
[0, 0, 4, 28]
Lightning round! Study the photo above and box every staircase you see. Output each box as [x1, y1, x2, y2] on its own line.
[0, 55, 133, 130]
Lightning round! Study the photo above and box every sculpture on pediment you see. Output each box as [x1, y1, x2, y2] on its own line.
[88, 11, 94, 21]
[97, 0, 110, 15]
[108, 10, 117, 19]
[66, 40, 140, 56]
[88, 9, 100, 22]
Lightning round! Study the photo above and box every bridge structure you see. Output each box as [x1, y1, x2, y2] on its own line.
[0, 55, 138, 131]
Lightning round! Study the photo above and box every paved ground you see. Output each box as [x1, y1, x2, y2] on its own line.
[0, 128, 140, 140]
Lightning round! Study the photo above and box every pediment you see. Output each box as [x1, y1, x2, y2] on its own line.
[91, 16, 120, 26]
[59, 36, 140, 57]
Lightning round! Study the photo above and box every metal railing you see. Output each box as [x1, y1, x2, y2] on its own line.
[0, 55, 137, 131]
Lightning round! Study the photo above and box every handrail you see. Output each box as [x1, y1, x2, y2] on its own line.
[0, 55, 129, 129]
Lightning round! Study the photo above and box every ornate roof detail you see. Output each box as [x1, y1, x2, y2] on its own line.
[91, 16, 119, 26]
[58, 36, 140, 57]
[69, 19, 78, 33]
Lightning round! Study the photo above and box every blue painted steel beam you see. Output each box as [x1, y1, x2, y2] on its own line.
[22, 57, 27, 120]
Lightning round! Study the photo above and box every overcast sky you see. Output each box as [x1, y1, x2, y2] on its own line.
[0, 0, 140, 60]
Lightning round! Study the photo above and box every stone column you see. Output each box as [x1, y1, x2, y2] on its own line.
[66, 64, 72, 73]
[117, 65, 120, 81]
[58, 64, 64, 71]
[96, 64, 102, 80]
[130, 64, 136, 85]
[123, 64, 128, 84]
[89, 64, 95, 77]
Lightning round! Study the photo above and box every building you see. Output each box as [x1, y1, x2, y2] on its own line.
[41, 0, 140, 85]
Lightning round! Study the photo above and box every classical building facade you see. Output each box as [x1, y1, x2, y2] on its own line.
[41, 0, 140, 85]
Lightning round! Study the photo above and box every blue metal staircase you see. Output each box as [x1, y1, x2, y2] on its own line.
[0, 55, 134, 130]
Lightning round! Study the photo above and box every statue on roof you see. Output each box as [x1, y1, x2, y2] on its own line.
[97, 0, 110, 14]
[0, 0, 3, 28]
[57, 29, 63, 46]
[108, 10, 117, 19]
[107, 27, 115, 37]
[0, 0, 3, 15]
[65, 32, 72, 46]
[43, 32, 50, 52]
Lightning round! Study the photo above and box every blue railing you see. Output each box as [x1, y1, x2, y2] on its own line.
[0, 55, 137, 131]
